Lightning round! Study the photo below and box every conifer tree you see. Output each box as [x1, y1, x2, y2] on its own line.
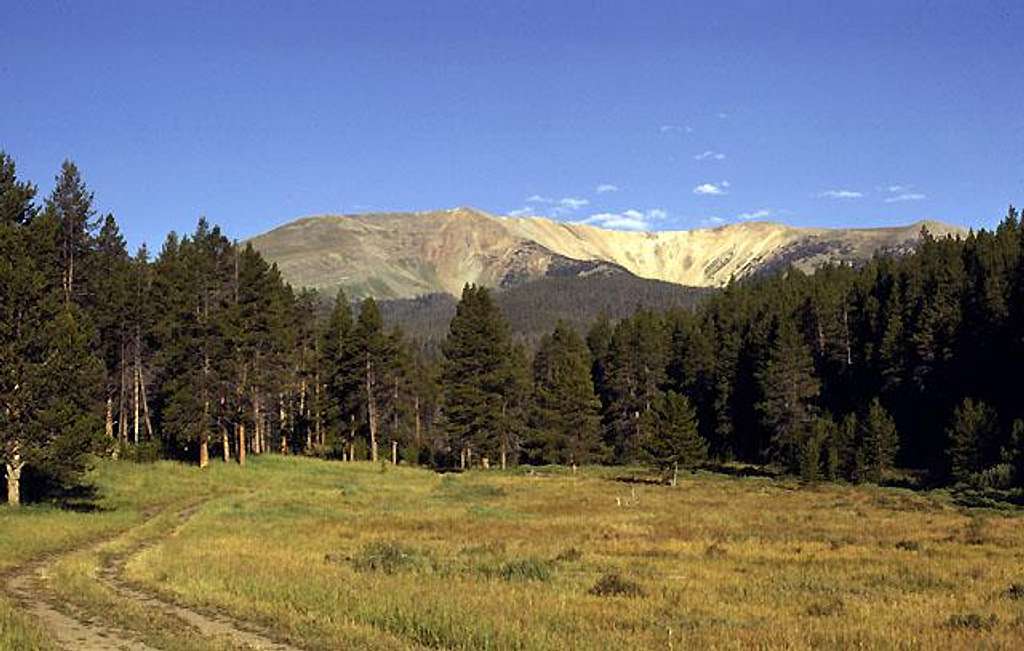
[44, 160, 98, 304]
[947, 398, 998, 483]
[441, 285, 514, 468]
[640, 390, 707, 480]
[756, 318, 821, 471]
[859, 398, 899, 483]
[529, 322, 604, 465]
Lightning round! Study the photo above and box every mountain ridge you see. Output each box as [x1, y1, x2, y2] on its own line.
[248, 207, 964, 299]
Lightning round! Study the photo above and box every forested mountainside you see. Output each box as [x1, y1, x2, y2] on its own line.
[378, 274, 713, 347]
[2, 151, 1021, 508]
[248, 208, 964, 300]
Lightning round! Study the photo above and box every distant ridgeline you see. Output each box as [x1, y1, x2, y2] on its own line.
[2, 150, 1022, 507]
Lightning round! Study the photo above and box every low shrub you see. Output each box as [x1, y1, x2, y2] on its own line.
[945, 612, 998, 631]
[589, 572, 645, 598]
[352, 541, 426, 574]
[495, 558, 552, 582]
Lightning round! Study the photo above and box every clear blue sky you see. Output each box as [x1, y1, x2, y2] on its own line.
[3, 1, 1023, 249]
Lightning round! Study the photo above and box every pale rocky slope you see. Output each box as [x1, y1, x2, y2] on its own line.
[248, 207, 964, 299]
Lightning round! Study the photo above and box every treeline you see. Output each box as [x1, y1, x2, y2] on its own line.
[3, 152, 1023, 505]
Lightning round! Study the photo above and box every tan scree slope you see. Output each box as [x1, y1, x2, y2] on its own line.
[248, 207, 963, 299]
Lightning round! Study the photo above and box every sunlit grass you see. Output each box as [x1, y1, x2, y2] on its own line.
[4, 456, 1024, 649]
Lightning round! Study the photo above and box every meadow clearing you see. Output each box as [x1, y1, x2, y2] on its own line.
[2, 456, 1024, 650]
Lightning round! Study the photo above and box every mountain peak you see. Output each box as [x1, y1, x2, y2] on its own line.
[248, 210, 965, 300]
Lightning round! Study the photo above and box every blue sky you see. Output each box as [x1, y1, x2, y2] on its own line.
[3, 1, 1023, 249]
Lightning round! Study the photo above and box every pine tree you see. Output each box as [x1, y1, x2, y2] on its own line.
[859, 398, 899, 483]
[44, 160, 98, 305]
[947, 398, 999, 483]
[441, 285, 514, 468]
[756, 318, 821, 472]
[529, 322, 605, 465]
[321, 289, 355, 456]
[641, 390, 707, 480]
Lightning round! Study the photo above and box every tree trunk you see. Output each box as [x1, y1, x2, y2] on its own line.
[366, 358, 379, 463]
[414, 395, 421, 447]
[238, 422, 247, 466]
[460, 447, 466, 470]
[105, 396, 114, 440]
[132, 361, 141, 444]
[500, 443, 507, 470]
[279, 395, 287, 454]
[391, 440, 398, 464]
[199, 432, 209, 468]
[252, 393, 261, 455]
[5, 450, 24, 507]
[222, 426, 230, 462]
[118, 341, 128, 444]
[136, 339, 153, 438]
[314, 379, 323, 447]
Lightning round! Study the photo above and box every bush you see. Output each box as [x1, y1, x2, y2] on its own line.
[895, 540, 921, 552]
[806, 598, 845, 617]
[554, 547, 583, 562]
[352, 541, 425, 574]
[589, 572, 645, 598]
[1007, 583, 1024, 600]
[945, 613, 998, 631]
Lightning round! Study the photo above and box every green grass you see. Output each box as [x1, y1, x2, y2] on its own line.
[4, 456, 1024, 649]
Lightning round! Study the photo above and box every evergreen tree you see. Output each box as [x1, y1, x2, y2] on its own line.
[44, 160, 98, 304]
[755, 318, 821, 471]
[859, 398, 899, 483]
[321, 289, 355, 455]
[441, 285, 514, 468]
[529, 322, 604, 465]
[947, 398, 999, 483]
[640, 390, 707, 478]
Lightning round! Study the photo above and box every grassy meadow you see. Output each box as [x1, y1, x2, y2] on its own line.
[3, 456, 1024, 649]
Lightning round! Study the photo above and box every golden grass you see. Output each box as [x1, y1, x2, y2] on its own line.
[123, 458, 1024, 649]
[4, 456, 1024, 649]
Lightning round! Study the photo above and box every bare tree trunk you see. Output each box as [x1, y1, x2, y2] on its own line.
[252, 392, 261, 455]
[843, 305, 853, 366]
[118, 341, 128, 445]
[132, 361, 141, 444]
[199, 431, 209, 468]
[500, 442, 507, 470]
[5, 445, 24, 507]
[391, 440, 398, 464]
[348, 415, 356, 462]
[222, 425, 230, 462]
[314, 379, 323, 447]
[105, 396, 114, 441]
[301, 380, 310, 451]
[135, 337, 153, 438]
[366, 358, 379, 463]
[460, 447, 466, 470]
[238, 422, 247, 466]
[279, 395, 287, 454]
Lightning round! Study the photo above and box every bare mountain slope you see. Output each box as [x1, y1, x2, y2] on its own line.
[248, 207, 963, 299]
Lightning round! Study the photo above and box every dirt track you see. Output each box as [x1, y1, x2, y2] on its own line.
[3, 501, 303, 651]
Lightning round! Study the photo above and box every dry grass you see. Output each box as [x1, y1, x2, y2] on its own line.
[5, 456, 1024, 649]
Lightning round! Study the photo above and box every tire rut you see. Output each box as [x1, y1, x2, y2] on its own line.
[97, 501, 304, 651]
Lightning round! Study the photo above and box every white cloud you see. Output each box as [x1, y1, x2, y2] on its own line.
[694, 150, 726, 161]
[700, 216, 726, 227]
[595, 184, 619, 194]
[819, 189, 863, 199]
[507, 207, 534, 217]
[738, 208, 772, 220]
[694, 182, 729, 196]
[558, 197, 589, 210]
[526, 194, 553, 204]
[887, 185, 908, 193]
[577, 208, 668, 231]
[717, 112, 729, 119]
[884, 193, 926, 203]
[660, 124, 682, 133]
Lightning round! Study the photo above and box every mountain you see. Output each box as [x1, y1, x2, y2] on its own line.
[378, 276, 713, 347]
[248, 207, 964, 300]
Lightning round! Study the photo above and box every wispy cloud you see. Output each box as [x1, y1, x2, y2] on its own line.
[577, 208, 668, 231]
[595, 184, 619, 194]
[507, 207, 534, 217]
[885, 193, 926, 203]
[819, 189, 863, 199]
[694, 181, 729, 196]
[700, 216, 726, 227]
[526, 194, 553, 204]
[694, 150, 726, 161]
[659, 124, 692, 134]
[558, 197, 589, 210]
[738, 208, 772, 220]
[881, 184, 926, 203]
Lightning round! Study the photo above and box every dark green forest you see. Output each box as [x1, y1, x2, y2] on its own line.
[3, 153, 1023, 505]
